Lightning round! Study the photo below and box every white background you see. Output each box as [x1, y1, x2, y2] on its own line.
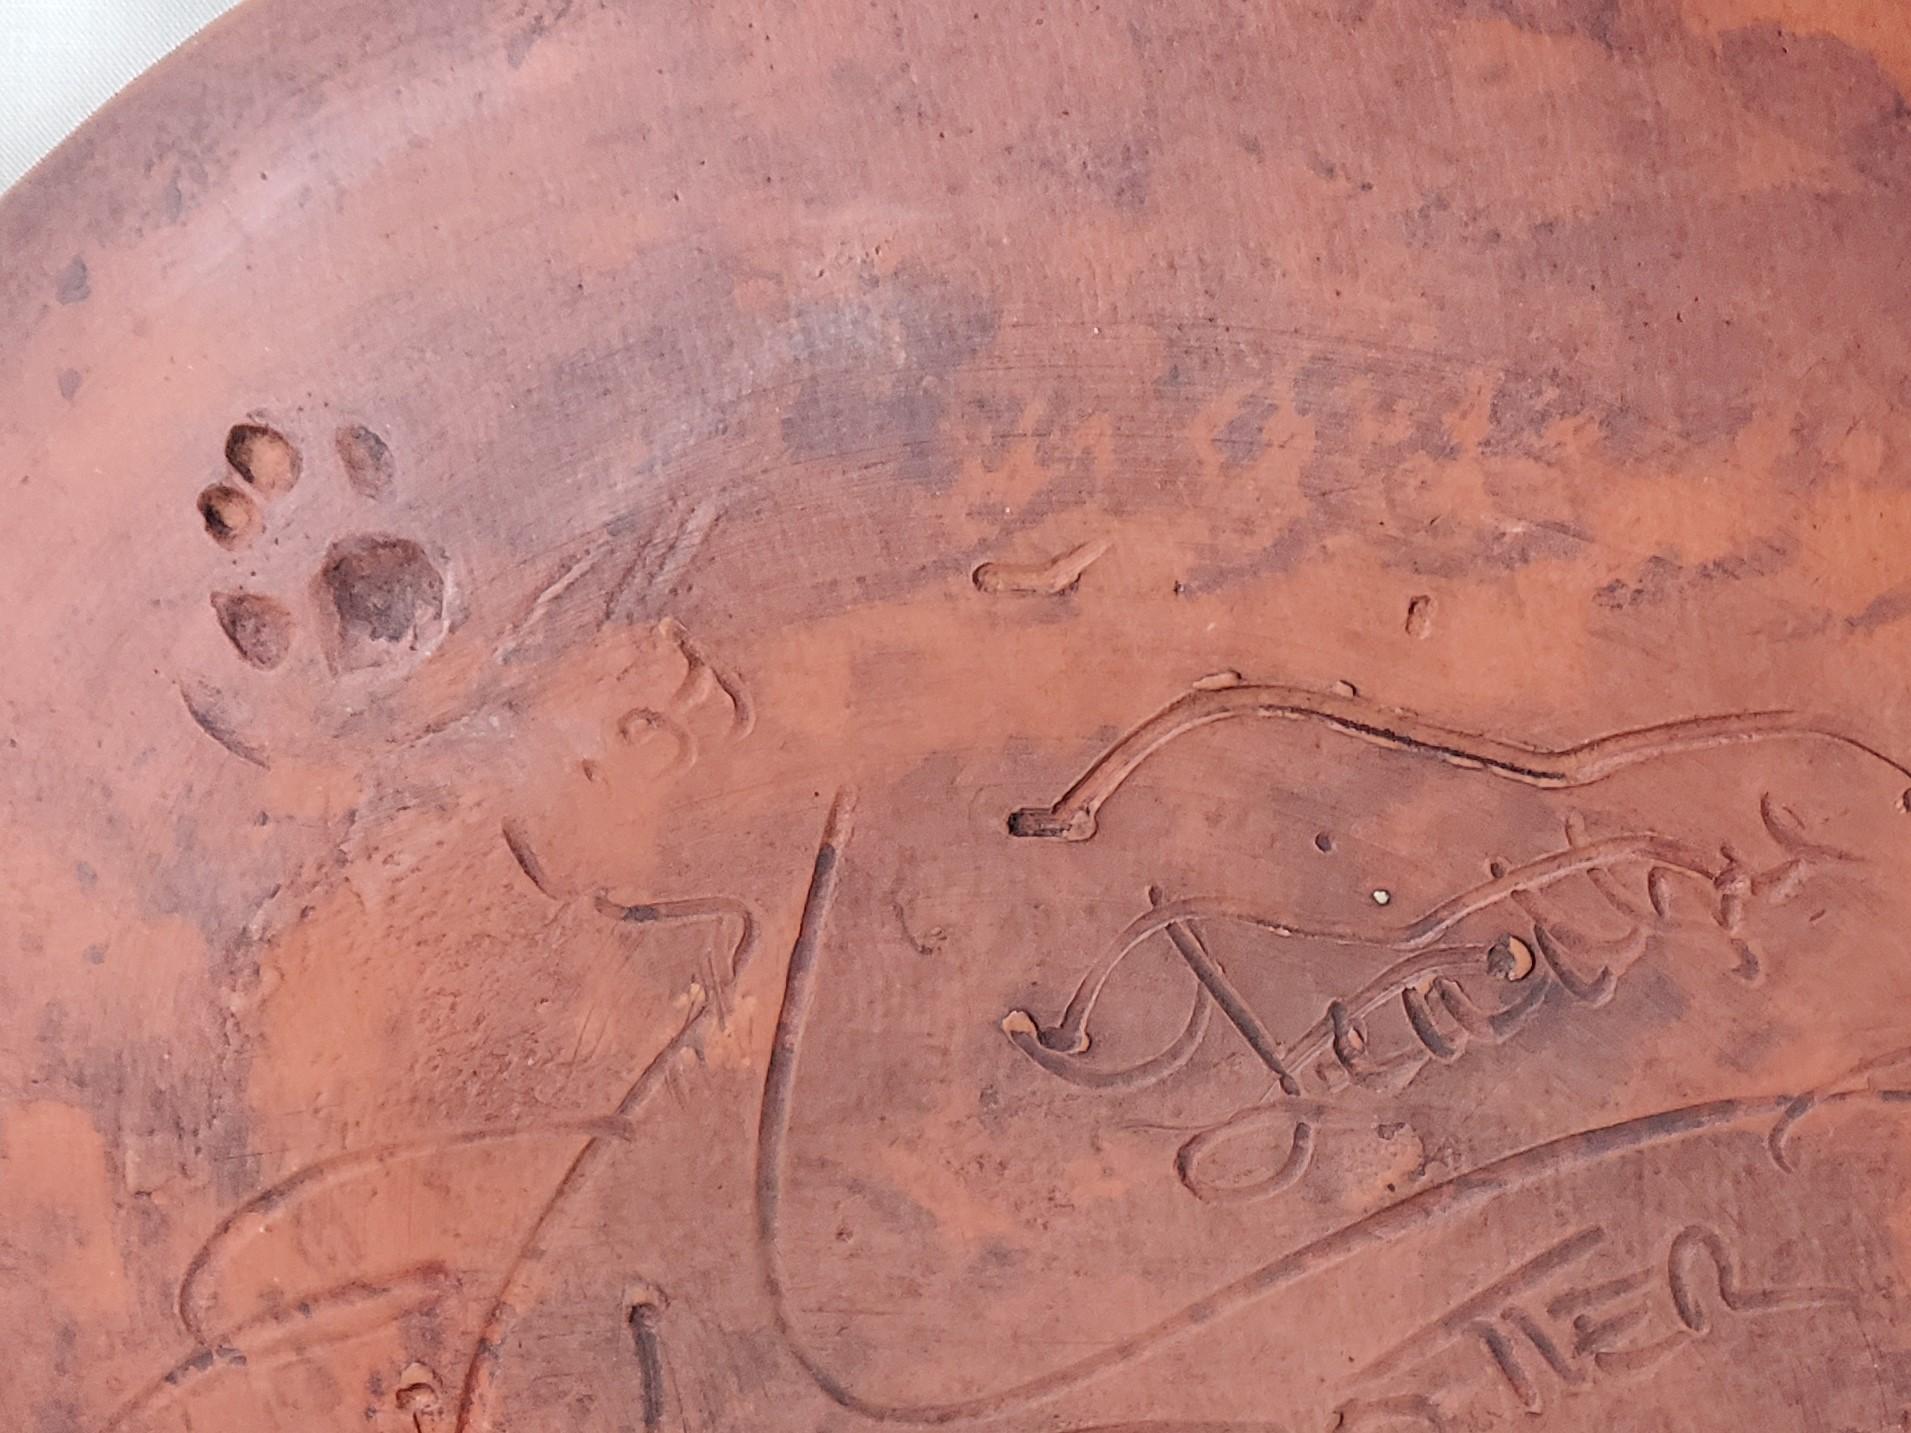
[1, 0, 244, 194]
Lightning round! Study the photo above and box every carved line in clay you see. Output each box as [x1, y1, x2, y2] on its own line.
[174, 1120, 634, 1347]
[180, 682, 270, 768]
[103, 1264, 454, 1431]
[972, 537, 1112, 596]
[627, 1289, 669, 1433]
[1007, 677, 1911, 842]
[658, 616, 754, 737]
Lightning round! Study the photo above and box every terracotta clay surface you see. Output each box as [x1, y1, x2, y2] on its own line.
[6, 2, 1911, 1430]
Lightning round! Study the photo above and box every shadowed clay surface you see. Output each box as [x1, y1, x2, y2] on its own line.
[4, 2, 1911, 1431]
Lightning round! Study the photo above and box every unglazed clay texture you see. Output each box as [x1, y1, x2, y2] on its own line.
[4, 2, 1911, 1431]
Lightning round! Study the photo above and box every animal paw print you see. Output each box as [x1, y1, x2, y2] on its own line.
[195, 418, 450, 675]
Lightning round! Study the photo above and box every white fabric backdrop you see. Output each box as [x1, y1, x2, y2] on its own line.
[1, 0, 244, 193]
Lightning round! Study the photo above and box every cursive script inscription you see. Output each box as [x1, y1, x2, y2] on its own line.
[1004, 790, 1854, 1203]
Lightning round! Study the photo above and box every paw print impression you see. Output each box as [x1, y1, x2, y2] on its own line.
[197, 418, 451, 676]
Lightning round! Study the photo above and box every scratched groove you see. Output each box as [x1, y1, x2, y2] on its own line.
[1008, 677, 1911, 841]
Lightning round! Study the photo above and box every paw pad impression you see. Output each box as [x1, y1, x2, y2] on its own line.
[197, 419, 447, 674]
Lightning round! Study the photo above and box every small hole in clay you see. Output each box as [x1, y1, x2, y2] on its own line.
[198, 484, 260, 547]
[211, 591, 294, 669]
[1314, 832, 1334, 853]
[394, 1361, 440, 1429]
[317, 534, 446, 669]
[226, 422, 301, 495]
[1488, 934, 1536, 981]
[336, 423, 396, 499]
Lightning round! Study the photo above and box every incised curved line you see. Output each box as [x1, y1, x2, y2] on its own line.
[1175, 1106, 1316, 1204]
[105, 1264, 454, 1432]
[1007, 678, 1911, 842]
[1000, 889, 1224, 1090]
[1002, 982, 1213, 1091]
[175, 1119, 633, 1345]
[1664, 1224, 1850, 1334]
